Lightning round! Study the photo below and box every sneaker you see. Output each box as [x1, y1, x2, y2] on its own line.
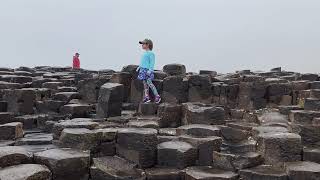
[155, 95, 161, 104]
[143, 97, 151, 103]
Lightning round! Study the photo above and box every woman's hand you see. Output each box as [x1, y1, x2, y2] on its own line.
[136, 67, 140, 72]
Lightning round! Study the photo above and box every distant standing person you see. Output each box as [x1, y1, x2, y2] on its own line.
[136, 39, 161, 103]
[73, 52, 80, 69]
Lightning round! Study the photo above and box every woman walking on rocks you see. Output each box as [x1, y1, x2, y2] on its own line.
[136, 38, 161, 103]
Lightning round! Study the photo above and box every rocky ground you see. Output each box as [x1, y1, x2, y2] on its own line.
[0, 64, 320, 180]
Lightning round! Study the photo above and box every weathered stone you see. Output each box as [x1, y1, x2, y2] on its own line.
[157, 103, 182, 128]
[252, 126, 288, 139]
[90, 156, 146, 180]
[0, 122, 24, 140]
[117, 128, 158, 168]
[179, 135, 222, 165]
[60, 103, 91, 118]
[42, 81, 63, 89]
[0, 112, 14, 124]
[185, 166, 238, 180]
[239, 165, 288, 180]
[289, 123, 320, 145]
[310, 81, 320, 89]
[3, 88, 36, 115]
[127, 119, 159, 129]
[34, 148, 90, 180]
[163, 64, 186, 76]
[163, 76, 188, 103]
[182, 103, 225, 125]
[285, 161, 320, 180]
[157, 141, 197, 169]
[14, 114, 48, 129]
[212, 151, 263, 171]
[139, 102, 158, 115]
[0, 146, 32, 168]
[0, 101, 7, 112]
[97, 83, 124, 118]
[0, 164, 52, 180]
[188, 75, 212, 103]
[303, 147, 320, 163]
[36, 100, 65, 113]
[222, 140, 257, 153]
[52, 119, 99, 139]
[257, 132, 302, 165]
[110, 72, 132, 102]
[53, 92, 80, 102]
[0, 75, 33, 83]
[289, 110, 320, 125]
[59, 128, 100, 150]
[278, 105, 303, 115]
[15, 133, 53, 145]
[145, 167, 181, 180]
[304, 98, 320, 111]
[220, 126, 251, 143]
[176, 124, 220, 137]
[300, 73, 318, 81]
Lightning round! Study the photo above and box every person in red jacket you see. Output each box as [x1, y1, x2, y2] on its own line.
[73, 53, 80, 69]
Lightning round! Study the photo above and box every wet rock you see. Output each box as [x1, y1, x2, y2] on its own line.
[60, 103, 92, 118]
[116, 128, 158, 168]
[34, 148, 90, 180]
[184, 166, 238, 180]
[182, 103, 225, 125]
[145, 167, 181, 180]
[239, 165, 288, 180]
[97, 83, 124, 118]
[162, 76, 188, 103]
[157, 141, 197, 169]
[179, 135, 222, 165]
[0, 122, 24, 140]
[257, 132, 302, 165]
[157, 103, 182, 128]
[90, 156, 146, 180]
[285, 161, 320, 180]
[0, 146, 32, 168]
[212, 151, 263, 171]
[163, 64, 186, 76]
[176, 124, 220, 137]
[0, 164, 52, 180]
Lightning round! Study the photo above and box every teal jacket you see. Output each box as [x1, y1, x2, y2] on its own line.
[139, 51, 155, 71]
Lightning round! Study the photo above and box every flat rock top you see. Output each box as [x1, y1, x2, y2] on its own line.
[61, 128, 95, 135]
[158, 141, 194, 152]
[258, 132, 301, 140]
[253, 126, 288, 134]
[285, 161, 320, 172]
[178, 124, 220, 131]
[0, 164, 51, 180]
[92, 156, 143, 177]
[101, 82, 123, 89]
[56, 120, 99, 128]
[118, 128, 158, 135]
[0, 146, 31, 157]
[34, 148, 89, 160]
[185, 166, 238, 178]
[0, 122, 22, 127]
[241, 165, 287, 176]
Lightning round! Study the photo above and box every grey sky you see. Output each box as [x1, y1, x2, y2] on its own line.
[0, 0, 320, 73]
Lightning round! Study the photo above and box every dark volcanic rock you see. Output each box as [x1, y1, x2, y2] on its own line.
[0, 164, 52, 180]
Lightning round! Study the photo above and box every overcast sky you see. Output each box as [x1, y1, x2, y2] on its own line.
[0, 0, 319, 73]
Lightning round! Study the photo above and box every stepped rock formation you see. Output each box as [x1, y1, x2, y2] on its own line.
[0, 64, 319, 179]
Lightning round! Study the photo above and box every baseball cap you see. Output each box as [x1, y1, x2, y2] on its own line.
[139, 39, 153, 46]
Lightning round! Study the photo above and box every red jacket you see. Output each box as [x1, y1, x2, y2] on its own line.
[73, 56, 80, 69]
